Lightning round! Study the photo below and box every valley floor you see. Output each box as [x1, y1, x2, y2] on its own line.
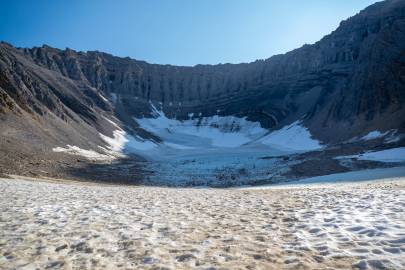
[0, 175, 404, 270]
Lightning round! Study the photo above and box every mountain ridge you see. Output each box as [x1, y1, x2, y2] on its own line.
[0, 0, 404, 184]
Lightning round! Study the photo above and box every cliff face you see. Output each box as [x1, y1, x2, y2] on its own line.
[0, 0, 404, 148]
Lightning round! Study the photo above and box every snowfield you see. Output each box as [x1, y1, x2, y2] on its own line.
[133, 104, 322, 152]
[1, 175, 404, 270]
[337, 147, 405, 163]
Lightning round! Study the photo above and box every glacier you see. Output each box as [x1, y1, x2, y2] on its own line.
[52, 105, 325, 185]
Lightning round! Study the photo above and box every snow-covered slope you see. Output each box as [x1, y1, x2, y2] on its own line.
[135, 104, 264, 148]
[133, 104, 322, 154]
[258, 121, 322, 151]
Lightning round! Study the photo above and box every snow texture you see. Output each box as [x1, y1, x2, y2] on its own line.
[1, 176, 404, 269]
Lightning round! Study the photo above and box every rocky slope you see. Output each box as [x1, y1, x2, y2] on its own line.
[0, 0, 404, 184]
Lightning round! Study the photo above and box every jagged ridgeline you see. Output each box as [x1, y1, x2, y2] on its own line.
[0, 0, 404, 184]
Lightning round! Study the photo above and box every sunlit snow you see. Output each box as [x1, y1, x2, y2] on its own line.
[258, 121, 322, 151]
[99, 130, 128, 153]
[135, 104, 265, 149]
[133, 103, 322, 153]
[52, 145, 116, 161]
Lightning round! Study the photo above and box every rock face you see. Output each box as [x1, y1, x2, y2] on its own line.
[0, 0, 404, 180]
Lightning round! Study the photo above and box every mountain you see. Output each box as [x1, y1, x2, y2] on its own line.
[0, 0, 404, 185]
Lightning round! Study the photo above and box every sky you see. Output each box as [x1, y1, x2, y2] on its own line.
[0, 0, 378, 66]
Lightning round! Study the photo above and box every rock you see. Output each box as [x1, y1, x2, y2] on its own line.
[55, 244, 68, 252]
[175, 254, 196, 262]
[45, 261, 64, 269]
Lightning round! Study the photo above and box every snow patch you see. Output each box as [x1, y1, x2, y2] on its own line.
[258, 121, 322, 151]
[53, 145, 115, 161]
[53, 128, 158, 160]
[384, 131, 402, 144]
[52, 128, 129, 162]
[348, 130, 401, 143]
[338, 147, 405, 163]
[361, 130, 389, 141]
[99, 130, 127, 153]
[98, 93, 109, 103]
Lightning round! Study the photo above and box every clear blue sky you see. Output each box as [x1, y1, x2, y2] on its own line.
[0, 0, 378, 66]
